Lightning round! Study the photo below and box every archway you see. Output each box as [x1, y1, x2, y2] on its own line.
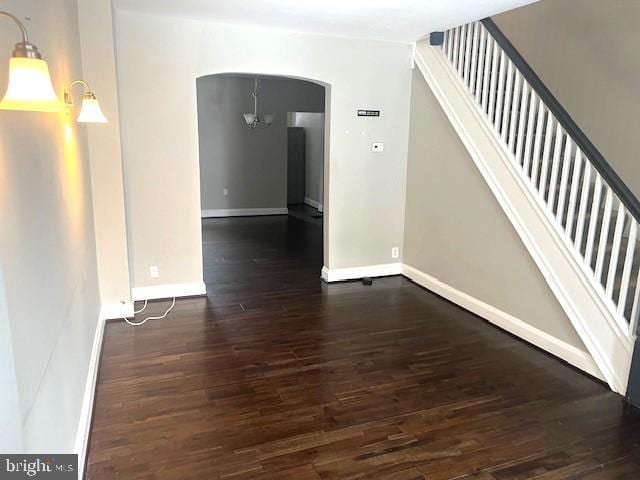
[194, 72, 332, 288]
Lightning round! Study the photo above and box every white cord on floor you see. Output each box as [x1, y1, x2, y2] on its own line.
[134, 299, 148, 314]
[124, 297, 176, 326]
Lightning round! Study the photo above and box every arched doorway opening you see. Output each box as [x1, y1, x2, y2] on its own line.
[195, 73, 331, 293]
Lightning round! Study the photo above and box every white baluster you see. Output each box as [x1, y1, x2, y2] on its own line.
[522, 91, 538, 177]
[606, 203, 626, 297]
[452, 26, 460, 70]
[547, 125, 564, 212]
[469, 23, 480, 95]
[475, 27, 487, 104]
[585, 174, 603, 268]
[509, 70, 524, 155]
[457, 24, 467, 75]
[488, 40, 500, 121]
[595, 187, 613, 283]
[565, 148, 583, 238]
[494, 51, 507, 130]
[443, 30, 450, 57]
[481, 36, 493, 113]
[463, 23, 473, 86]
[619, 220, 637, 317]
[501, 61, 514, 144]
[530, 99, 546, 189]
[556, 138, 574, 224]
[514, 83, 530, 165]
[629, 269, 640, 335]
[574, 162, 592, 252]
[539, 114, 555, 199]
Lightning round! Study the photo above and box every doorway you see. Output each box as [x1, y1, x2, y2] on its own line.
[195, 73, 327, 292]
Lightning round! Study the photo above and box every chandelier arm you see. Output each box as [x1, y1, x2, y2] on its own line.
[253, 77, 259, 116]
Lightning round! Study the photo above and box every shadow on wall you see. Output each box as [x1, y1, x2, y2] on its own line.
[196, 73, 325, 215]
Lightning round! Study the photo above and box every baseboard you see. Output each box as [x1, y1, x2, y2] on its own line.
[202, 208, 288, 218]
[74, 314, 105, 479]
[132, 281, 207, 301]
[99, 301, 134, 320]
[401, 264, 604, 381]
[321, 263, 402, 282]
[304, 197, 323, 212]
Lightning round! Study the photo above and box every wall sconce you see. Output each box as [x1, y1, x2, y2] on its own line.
[0, 11, 63, 112]
[64, 80, 107, 124]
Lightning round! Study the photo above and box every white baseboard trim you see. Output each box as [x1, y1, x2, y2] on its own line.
[202, 208, 288, 218]
[132, 281, 207, 301]
[304, 197, 323, 212]
[74, 314, 105, 479]
[321, 263, 402, 282]
[401, 264, 604, 381]
[99, 301, 134, 320]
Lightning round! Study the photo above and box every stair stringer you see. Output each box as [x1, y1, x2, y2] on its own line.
[414, 41, 632, 394]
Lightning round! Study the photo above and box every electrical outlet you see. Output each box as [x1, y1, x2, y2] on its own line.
[372, 142, 384, 152]
[223, 188, 228, 196]
[391, 247, 399, 259]
[149, 265, 159, 278]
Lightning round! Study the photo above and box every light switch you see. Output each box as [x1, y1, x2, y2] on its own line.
[372, 142, 384, 152]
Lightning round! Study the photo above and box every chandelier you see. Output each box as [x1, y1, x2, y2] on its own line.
[243, 77, 273, 129]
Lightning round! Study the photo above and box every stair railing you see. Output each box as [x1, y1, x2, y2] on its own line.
[441, 19, 640, 337]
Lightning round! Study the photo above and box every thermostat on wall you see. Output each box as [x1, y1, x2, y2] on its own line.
[357, 109, 380, 117]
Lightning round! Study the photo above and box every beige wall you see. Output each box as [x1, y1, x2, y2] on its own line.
[493, 0, 640, 199]
[0, 262, 21, 451]
[0, 0, 101, 451]
[403, 69, 586, 350]
[113, 9, 412, 288]
[77, 0, 132, 311]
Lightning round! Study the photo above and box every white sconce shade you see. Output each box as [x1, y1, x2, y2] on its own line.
[262, 114, 274, 126]
[0, 57, 62, 112]
[65, 81, 107, 124]
[243, 113, 257, 127]
[77, 95, 107, 123]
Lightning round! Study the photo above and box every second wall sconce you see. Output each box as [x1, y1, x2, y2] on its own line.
[65, 80, 107, 124]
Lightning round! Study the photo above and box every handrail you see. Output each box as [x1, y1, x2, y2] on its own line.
[481, 17, 640, 223]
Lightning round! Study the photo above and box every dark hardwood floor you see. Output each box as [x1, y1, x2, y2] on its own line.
[86, 208, 640, 479]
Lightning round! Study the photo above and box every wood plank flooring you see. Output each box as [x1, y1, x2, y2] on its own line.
[86, 208, 640, 479]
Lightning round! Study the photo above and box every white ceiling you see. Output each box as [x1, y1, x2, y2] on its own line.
[113, 0, 537, 43]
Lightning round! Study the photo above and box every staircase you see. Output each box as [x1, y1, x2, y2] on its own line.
[414, 19, 640, 394]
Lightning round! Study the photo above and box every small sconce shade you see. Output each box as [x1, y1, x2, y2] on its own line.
[262, 114, 274, 126]
[77, 94, 107, 123]
[65, 81, 107, 124]
[0, 57, 63, 112]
